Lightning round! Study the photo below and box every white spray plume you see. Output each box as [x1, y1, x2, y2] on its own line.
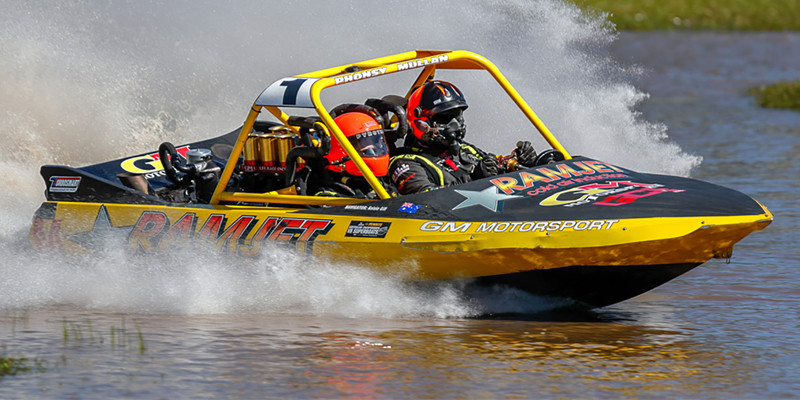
[0, 0, 700, 316]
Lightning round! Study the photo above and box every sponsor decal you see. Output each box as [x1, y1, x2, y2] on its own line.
[490, 161, 628, 195]
[419, 219, 620, 233]
[49, 176, 82, 193]
[345, 221, 391, 238]
[398, 202, 421, 214]
[391, 163, 410, 182]
[395, 54, 450, 71]
[91, 210, 334, 256]
[540, 181, 685, 207]
[257, 77, 317, 107]
[452, 187, 523, 212]
[334, 67, 388, 85]
[344, 205, 389, 211]
[333, 55, 450, 85]
[120, 145, 191, 177]
[353, 128, 384, 140]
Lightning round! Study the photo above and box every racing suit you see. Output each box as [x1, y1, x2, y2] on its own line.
[388, 142, 498, 195]
[311, 174, 396, 199]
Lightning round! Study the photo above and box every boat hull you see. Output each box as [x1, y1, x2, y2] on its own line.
[29, 188, 771, 308]
[30, 155, 772, 308]
[473, 262, 701, 308]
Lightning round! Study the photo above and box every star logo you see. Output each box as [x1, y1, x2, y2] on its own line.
[66, 205, 133, 251]
[452, 187, 523, 212]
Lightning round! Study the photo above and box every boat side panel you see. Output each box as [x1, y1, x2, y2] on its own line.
[29, 201, 769, 278]
[27, 200, 769, 307]
[40, 165, 168, 205]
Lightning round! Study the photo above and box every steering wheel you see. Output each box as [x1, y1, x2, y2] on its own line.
[158, 142, 195, 186]
[364, 96, 409, 149]
[533, 149, 565, 166]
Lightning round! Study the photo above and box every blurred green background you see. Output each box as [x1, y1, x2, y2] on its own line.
[573, 0, 800, 111]
[574, 0, 800, 30]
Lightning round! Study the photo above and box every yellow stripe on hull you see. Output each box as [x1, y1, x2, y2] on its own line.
[30, 201, 772, 281]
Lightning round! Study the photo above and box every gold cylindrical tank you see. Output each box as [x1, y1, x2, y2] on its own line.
[256, 132, 277, 173]
[274, 132, 297, 173]
[242, 133, 260, 173]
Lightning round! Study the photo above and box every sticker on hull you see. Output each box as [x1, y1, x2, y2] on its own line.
[540, 181, 685, 207]
[419, 219, 620, 233]
[120, 145, 191, 178]
[33, 206, 334, 257]
[345, 221, 391, 238]
[49, 176, 82, 193]
[128, 212, 333, 256]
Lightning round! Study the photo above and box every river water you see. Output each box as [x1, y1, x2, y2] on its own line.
[1, 2, 799, 399]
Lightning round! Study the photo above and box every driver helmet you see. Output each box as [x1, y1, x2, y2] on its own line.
[407, 80, 468, 143]
[325, 112, 390, 177]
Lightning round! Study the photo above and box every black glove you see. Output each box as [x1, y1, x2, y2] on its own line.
[515, 141, 537, 167]
[481, 153, 501, 176]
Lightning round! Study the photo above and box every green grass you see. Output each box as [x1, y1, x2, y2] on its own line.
[573, 0, 800, 30]
[571, 0, 800, 112]
[749, 81, 800, 112]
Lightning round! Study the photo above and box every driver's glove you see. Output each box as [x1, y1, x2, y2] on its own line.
[481, 153, 501, 176]
[515, 141, 537, 167]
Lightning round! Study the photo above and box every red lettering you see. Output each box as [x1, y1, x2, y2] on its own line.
[269, 218, 305, 241]
[196, 214, 225, 242]
[217, 216, 256, 254]
[583, 161, 614, 173]
[491, 176, 524, 194]
[595, 188, 685, 206]
[519, 171, 551, 188]
[297, 220, 333, 242]
[129, 212, 169, 253]
[572, 162, 598, 175]
[164, 213, 197, 240]
[150, 145, 191, 161]
[238, 217, 280, 257]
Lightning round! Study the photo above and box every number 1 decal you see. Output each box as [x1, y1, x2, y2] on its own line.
[255, 77, 317, 108]
[280, 79, 305, 105]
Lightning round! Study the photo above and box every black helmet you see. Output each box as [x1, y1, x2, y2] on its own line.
[408, 81, 469, 142]
[410, 81, 468, 119]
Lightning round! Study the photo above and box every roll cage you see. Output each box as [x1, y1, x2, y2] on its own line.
[209, 50, 571, 207]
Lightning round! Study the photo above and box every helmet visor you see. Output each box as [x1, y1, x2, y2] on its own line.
[349, 129, 389, 158]
[431, 109, 464, 126]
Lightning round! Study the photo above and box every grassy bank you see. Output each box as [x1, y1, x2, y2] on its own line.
[572, 0, 800, 112]
[750, 81, 800, 112]
[574, 0, 800, 30]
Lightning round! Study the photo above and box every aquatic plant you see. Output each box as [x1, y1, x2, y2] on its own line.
[0, 353, 45, 377]
[62, 318, 148, 354]
[750, 81, 800, 112]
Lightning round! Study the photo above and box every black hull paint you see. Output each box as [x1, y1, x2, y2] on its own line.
[472, 263, 701, 309]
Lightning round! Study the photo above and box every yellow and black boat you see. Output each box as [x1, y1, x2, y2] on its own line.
[29, 50, 772, 308]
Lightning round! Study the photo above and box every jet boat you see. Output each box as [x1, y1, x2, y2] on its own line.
[29, 50, 773, 308]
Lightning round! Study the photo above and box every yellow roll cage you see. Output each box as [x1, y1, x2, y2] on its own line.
[209, 50, 571, 206]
